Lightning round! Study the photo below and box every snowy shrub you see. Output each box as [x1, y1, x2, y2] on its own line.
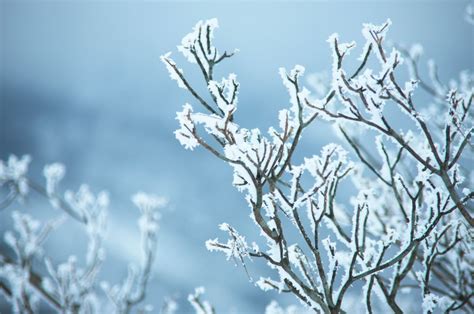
[163, 18, 473, 313]
[0, 156, 168, 313]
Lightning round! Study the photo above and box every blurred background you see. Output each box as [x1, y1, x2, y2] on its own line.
[1, 0, 472, 313]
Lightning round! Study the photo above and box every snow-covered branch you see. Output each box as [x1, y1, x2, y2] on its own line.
[166, 18, 473, 313]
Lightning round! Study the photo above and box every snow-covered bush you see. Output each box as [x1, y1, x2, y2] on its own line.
[163, 18, 473, 313]
[0, 156, 167, 313]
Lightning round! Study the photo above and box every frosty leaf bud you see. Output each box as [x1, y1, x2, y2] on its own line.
[0, 155, 31, 197]
[409, 43, 424, 60]
[132, 192, 167, 213]
[43, 163, 65, 196]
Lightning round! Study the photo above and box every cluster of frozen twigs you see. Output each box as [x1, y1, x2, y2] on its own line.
[163, 19, 473, 313]
[0, 155, 169, 313]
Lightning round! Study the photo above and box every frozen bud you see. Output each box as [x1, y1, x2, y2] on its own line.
[132, 192, 167, 212]
[409, 43, 424, 60]
[133, 192, 166, 237]
[5, 155, 31, 181]
[0, 155, 31, 197]
[43, 163, 65, 196]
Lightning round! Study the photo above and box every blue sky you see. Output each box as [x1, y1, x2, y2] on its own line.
[1, 1, 472, 312]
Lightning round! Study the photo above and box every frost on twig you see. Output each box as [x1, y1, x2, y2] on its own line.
[102, 193, 166, 314]
[166, 18, 473, 313]
[205, 223, 253, 280]
[188, 287, 215, 314]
